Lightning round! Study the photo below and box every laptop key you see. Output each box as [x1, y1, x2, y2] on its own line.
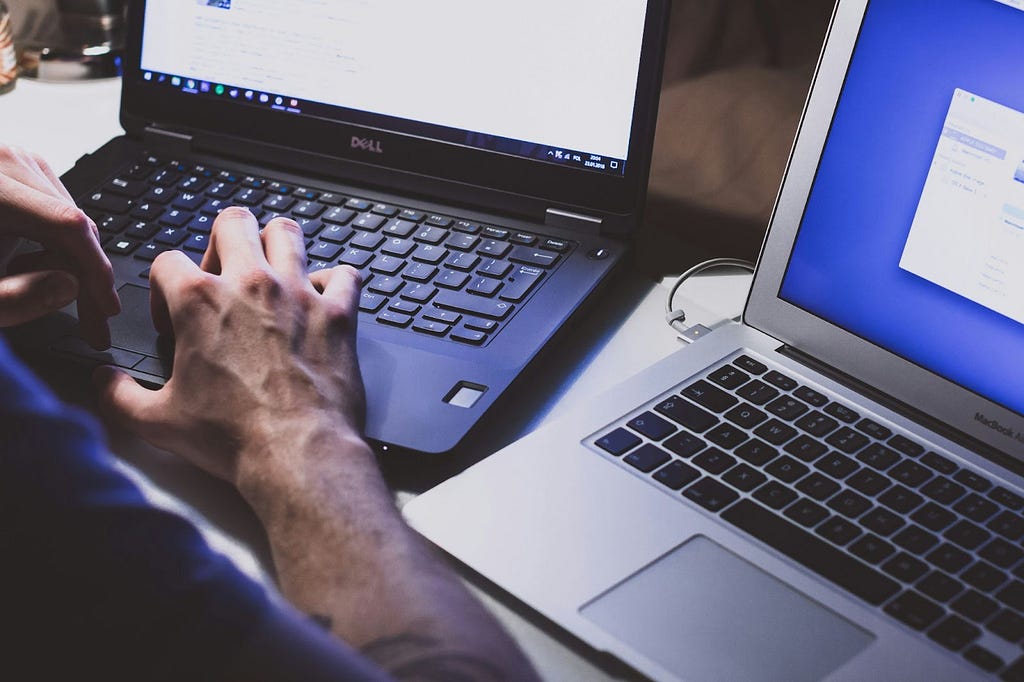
[815, 512, 864, 544]
[105, 238, 140, 256]
[595, 428, 641, 456]
[653, 461, 700, 491]
[402, 284, 437, 304]
[412, 320, 451, 337]
[889, 460, 934, 488]
[358, 292, 387, 313]
[499, 266, 543, 302]
[724, 403, 768, 429]
[705, 423, 747, 450]
[955, 470, 993, 493]
[753, 481, 798, 510]
[962, 561, 1007, 593]
[765, 397, 809, 421]
[882, 552, 929, 583]
[764, 455, 808, 484]
[624, 444, 671, 474]
[918, 571, 965, 603]
[884, 590, 944, 631]
[753, 419, 797, 446]
[827, 489, 871, 518]
[857, 443, 900, 471]
[451, 329, 487, 346]
[783, 435, 828, 463]
[951, 590, 998, 623]
[912, 502, 956, 532]
[509, 245, 558, 267]
[682, 380, 738, 413]
[955, 494, 999, 523]
[736, 379, 779, 405]
[626, 412, 676, 441]
[793, 385, 829, 407]
[433, 291, 513, 320]
[848, 534, 894, 564]
[824, 402, 859, 424]
[826, 427, 869, 454]
[796, 472, 840, 501]
[722, 499, 900, 606]
[964, 646, 1003, 674]
[922, 476, 967, 505]
[662, 432, 706, 458]
[892, 525, 939, 555]
[888, 434, 926, 458]
[996, 580, 1024, 611]
[856, 418, 892, 440]
[794, 411, 840, 438]
[762, 371, 797, 391]
[436, 270, 470, 290]
[927, 614, 981, 651]
[722, 463, 766, 492]
[847, 469, 891, 496]
[734, 439, 778, 466]
[990, 487, 1024, 511]
[989, 609, 1024, 642]
[861, 507, 906, 536]
[692, 448, 736, 475]
[927, 543, 972, 573]
[784, 498, 829, 528]
[980, 538, 1024, 568]
[733, 354, 768, 375]
[877, 485, 924, 514]
[707, 366, 749, 390]
[683, 478, 739, 513]
[921, 451, 958, 475]
[654, 397, 718, 433]
[815, 452, 859, 480]
[988, 511, 1024, 541]
[377, 311, 412, 328]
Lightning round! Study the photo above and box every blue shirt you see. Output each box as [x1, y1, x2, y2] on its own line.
[0, 336, 386, 681]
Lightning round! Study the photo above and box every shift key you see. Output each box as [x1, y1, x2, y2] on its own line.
[434, 290, 515, 320]
[500, 265, 544, 302]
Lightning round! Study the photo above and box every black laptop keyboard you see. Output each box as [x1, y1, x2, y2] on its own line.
[83, 154, 573, 347]
[593, 353, 1024, 679]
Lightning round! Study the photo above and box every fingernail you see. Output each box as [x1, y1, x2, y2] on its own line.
[45, 272, 79, 308]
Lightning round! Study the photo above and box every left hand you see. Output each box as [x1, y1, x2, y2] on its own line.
[0, 145, 120, 348]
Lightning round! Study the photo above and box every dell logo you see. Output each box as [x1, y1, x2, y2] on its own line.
[351, 136, 384, 154]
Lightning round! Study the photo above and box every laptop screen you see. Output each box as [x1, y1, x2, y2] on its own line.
[780, 0, 1024, 418]
[137, 0, 648, 178]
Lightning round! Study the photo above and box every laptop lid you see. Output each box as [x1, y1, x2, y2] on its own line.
[118, 0, 669, 234]
[747, 0, 1024, 461]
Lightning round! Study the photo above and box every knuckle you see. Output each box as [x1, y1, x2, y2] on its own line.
[266, 217, 302, 237]
[53, 205, 93, 235]
[240, 268, 282, 299]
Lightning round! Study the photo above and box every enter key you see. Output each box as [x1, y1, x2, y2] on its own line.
[499, 265, 545, 302]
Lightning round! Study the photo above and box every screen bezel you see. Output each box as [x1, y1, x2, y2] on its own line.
[120, 0, 669, 218]
[745, 0, 1024, 461]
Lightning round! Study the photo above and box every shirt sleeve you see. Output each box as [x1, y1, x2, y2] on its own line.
[0, 336, 387, 682]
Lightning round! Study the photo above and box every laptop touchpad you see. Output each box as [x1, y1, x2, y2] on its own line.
[580, 536, 872, 682]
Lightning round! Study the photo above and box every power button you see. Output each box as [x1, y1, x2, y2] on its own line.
[587, 247, 611, 260]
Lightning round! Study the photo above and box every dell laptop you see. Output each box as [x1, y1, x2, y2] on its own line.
[20, 0, 669, 454]
[406, 0, 1024, 678]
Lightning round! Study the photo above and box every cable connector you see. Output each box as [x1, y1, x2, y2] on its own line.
[664, 257, 756, 344]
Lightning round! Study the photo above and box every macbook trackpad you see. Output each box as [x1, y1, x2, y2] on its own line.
[580, 536, 872, 682]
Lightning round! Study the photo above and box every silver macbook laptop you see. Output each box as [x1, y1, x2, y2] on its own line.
[405, 0, 1024, 678]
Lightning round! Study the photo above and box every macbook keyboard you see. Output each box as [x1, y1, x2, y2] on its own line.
[83, 153, 572, 348]
[592, 353, 1024, 679]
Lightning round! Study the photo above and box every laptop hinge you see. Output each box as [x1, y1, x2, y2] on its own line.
[143, 126, 194, 156]
[544, 208, 603, 235]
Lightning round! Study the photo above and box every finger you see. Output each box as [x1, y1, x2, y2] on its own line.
[261, 218, 311, 289]
[205, 206, 265, 275]
[92, 365, 169, 437]
[0, 175, 119, 319]
[29, 150, 75, 203]
[317, 265, 362, 323]
[149, 249, 205, 337]
[0, 146, 67, 200]
[0, 270, 78, 327]
[6, 249, 72, 275]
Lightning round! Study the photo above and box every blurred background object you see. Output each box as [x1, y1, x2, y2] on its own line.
[0, 1, 17, 93]
[9, 0, 123, 81]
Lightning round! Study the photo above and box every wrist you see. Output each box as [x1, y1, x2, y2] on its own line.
[235, 417, 386, 528]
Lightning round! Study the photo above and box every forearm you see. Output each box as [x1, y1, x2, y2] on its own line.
[240, 425, 539, 682]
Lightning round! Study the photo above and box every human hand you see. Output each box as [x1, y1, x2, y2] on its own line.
[93, 207, 368, 501]
[0, 146, 120, 348]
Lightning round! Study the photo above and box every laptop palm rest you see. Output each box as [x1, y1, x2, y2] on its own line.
[579, 536, 872, 681]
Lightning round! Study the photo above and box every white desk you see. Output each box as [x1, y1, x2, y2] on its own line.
[0, 77, 753, 681]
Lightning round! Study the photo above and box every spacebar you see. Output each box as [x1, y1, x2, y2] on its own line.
[721, 499, 900, 606]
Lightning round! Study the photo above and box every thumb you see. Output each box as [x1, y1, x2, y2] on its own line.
[0, 270, 79, 327]
[92, 365, 167, 438]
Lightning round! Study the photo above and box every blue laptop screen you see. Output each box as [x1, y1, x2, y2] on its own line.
[780, 0, 1024, 416]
